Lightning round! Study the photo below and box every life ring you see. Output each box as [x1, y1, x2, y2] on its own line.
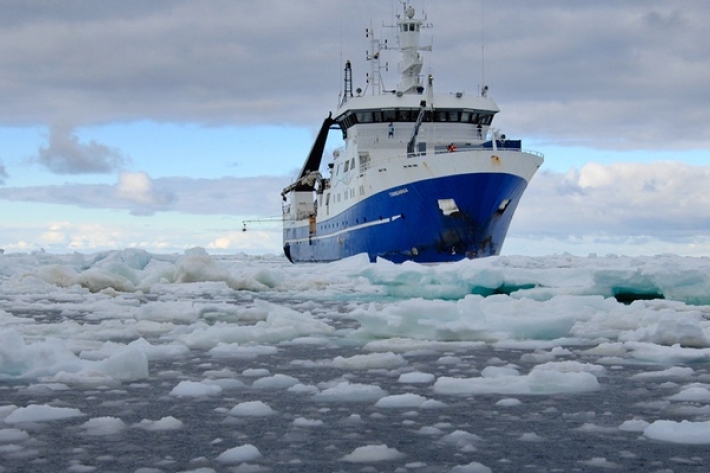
[447, 144, 457, 153]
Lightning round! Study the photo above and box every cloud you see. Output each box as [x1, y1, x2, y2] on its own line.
[0, 0, 342, 126]
[0, 1, 708, 149]
[1, 1, 709, 255]
[0, 160, 7, 184]
[1, 161, 710, 255]
[2, 161, 710, 245]
[32, 123, 129, 174]
[206, 230, 281, 252]
[0, 173, 285, 217]
[512, 161, 710, 242]
[0, 218, 282, 254]
[115, 172, 174, 214]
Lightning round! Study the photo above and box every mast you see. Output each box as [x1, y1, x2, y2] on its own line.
[341, 60, 353, 106]
[395, 4, 431, 95]
[365, 24, 386, 95]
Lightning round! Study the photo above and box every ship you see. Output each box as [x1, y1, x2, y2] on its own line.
[282, 3, 543, 263]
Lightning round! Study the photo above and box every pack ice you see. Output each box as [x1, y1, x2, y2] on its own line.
[1, 248, 710, 471]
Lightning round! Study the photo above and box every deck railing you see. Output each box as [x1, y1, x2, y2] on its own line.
[340, 144, 544, 173]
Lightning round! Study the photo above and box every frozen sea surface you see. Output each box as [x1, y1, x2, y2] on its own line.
[2, 248, 710, 472]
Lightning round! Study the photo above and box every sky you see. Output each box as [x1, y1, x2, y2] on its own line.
[0, 0, 709, 257]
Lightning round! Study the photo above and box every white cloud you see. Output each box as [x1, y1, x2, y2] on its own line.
[512, 161, 710, 243]
[1, 161, 709, 255]
[6, 221, 125, 253]
[207, 230, 281, 252]
[115, 172, 174, 213]
[0, 215, 282, 254]
[116, 172, 153, 202]
[0, 174, 283, 217]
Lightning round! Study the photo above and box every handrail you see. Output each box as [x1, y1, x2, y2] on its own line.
[351, 146, 544, 170]
[431, 147, 545, 158]
[284, 146, 544, 220]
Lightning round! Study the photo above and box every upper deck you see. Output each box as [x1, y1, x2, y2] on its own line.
[334, 91, 499, 131]
[335, 91, 499, 117]
[332, 3, 502, 151]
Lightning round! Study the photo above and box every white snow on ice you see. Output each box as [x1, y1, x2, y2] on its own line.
[228, 401, 276, 417]
[4, 405, 85, 424]
[341, 444, 405, 462]
[3, 248, 710, 470]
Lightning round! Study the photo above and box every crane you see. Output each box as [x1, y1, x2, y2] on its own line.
[241, 216, 282, 232]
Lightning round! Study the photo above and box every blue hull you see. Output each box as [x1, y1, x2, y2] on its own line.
[283, 172, 528, 263]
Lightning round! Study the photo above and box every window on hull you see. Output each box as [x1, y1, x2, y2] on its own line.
[337, 108, 494, 131]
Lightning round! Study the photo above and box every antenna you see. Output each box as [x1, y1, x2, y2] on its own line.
[480, 0, 485, 92]
[338, 4, 347, 105]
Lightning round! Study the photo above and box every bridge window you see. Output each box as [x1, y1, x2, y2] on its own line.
[477, 114, 493, 125]
[337, 108, 495, 129]
[397, 109, 415, 121]
[359, 153, 370, 171]
[356, 112, 374, 123]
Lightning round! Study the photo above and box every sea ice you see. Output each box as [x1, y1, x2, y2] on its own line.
[3, 249, 710, 470]
[0, 428, 30, 443]
[341, 444, 405, 462]
[292, 417, 324, 427]
[398, 371, 436, 384]
[134, 416, 184, 430]
[668, 386, 710, 402]
[375, 393, 429, 408]
[434, 363, 600, 396]
[228, 401, 276, 417]
[331, 352, 407, 370]
[644, 420, 710, 444]
[251, 374, 299, 390]
[312, 381, 388, 403]
[80, 417, 127, 436]
[4, 405, 85, 424]
[216, 444, 262, 464]
[451, 461, 493, 473]
[169, 380, 223, 397]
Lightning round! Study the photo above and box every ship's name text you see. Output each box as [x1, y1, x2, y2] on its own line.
[389, 188, 409, 197]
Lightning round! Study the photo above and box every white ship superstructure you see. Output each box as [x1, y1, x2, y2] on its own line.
[282, 4, 543, 263]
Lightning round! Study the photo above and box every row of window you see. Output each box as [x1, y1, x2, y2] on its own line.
[317, 216, 368, 232]
[341, 157, 356, 174]
[321, 186, 362, 208]
[337, 108, 494, 130]
[401, 22, 420, 32]
[334, 154, 372, 177]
